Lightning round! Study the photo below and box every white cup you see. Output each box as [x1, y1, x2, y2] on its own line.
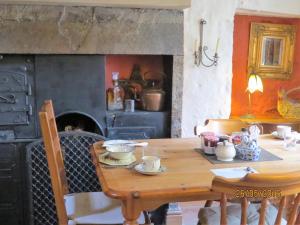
[277, 125, 292, 138]
[142, 156, 160, 172]
[283, 131, 297, 151]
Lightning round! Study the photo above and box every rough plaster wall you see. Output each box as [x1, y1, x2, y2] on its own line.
[181, 0, 300, 137]
[182, 0, 238, 137]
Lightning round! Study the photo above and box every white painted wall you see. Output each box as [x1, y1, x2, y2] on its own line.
[237, 0, 300, 17]
[181, 0, 300, 137]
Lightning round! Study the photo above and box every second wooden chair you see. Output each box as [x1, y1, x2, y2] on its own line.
[194, 119, 249, 136]
[198, 171, 300, 225]
[39, 100, 147, 225]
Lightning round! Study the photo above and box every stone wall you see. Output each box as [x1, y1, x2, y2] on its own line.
[171, 55, 184, 137]
[0, 5, 183, 55]
[0, 4, 184, 137]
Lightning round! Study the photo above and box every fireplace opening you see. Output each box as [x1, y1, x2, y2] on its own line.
[56, 112, 103, 135]
[105, 55, 173, 112]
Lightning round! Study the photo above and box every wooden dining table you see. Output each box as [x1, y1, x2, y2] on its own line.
[90, 135, 300, 225]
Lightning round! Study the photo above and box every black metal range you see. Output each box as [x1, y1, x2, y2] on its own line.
[0, 56, 36, 140]
[0, 54, 171, 225]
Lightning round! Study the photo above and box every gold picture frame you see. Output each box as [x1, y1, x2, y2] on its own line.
[248, 22, 296, 79]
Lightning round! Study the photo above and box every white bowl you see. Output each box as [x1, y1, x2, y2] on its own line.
[102, 140, 136, 147]
[106, 145, 135, 160]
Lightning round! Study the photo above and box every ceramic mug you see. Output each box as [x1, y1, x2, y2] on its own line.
[277, 125, 292, 138]
[142, 156, 160, 172]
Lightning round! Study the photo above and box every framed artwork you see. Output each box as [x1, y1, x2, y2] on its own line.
[248, 22, 296, 79]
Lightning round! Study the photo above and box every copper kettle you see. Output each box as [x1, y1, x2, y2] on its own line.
[141, 71, 166, 111]
[141, 87, 165, 111]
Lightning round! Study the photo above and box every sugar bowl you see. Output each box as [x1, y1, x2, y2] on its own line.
[215, 140, 236, 161]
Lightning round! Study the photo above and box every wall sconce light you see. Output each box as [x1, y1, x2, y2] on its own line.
[194, 19, 219, 67]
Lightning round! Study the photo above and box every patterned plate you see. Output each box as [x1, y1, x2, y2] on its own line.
[98, 152, 136, 166]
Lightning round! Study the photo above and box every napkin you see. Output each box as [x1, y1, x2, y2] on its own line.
[211, 167, 258, 179]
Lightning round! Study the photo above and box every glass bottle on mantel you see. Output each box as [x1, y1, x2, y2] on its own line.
[107, 72, 124, 111]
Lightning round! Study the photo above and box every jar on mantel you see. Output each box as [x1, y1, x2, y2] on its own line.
[107, 72, 125, 111]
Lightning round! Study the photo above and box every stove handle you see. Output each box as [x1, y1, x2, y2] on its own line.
[0, 94, 16, 104]
[112, 114, 117, 127]
[27, 84, 32, 96]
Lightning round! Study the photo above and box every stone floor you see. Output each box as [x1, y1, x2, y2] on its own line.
[178, 200, 290, 225]
[179, 201, 204, 225]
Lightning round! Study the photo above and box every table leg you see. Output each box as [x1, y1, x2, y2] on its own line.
[122, 200, 142, 225]
[123, 220, 139, 225]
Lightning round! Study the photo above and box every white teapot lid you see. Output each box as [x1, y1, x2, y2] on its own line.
[217, 140, 234, 146]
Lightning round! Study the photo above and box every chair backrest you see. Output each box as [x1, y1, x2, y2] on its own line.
[39, 100, 69, 225]
[195, 119, 249, 135]
[212, 171, 300, 225]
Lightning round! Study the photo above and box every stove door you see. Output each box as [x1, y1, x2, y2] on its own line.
[0, 71, 32, 126]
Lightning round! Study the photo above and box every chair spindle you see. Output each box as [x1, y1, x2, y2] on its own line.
[288, 193, 300, 225]
[220, 193, 227, 225]
[240, 197, 248, 225]
[258, 198, 268, 225]
[275, 196, 286, 225]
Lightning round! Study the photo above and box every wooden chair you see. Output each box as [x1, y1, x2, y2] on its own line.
[198, 171, 300, 225]
[39, 100, 148, 225]
[194, 119, 249, 136]
[195, 119, 264, 136]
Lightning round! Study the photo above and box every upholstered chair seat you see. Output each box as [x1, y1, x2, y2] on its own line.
[65, 192, 145, 224]
[198, 203, 287, 225]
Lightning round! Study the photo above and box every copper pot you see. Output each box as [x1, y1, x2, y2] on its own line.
[141, 89, 165, 111]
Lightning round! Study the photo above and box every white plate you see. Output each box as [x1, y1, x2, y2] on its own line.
[102, 140, 136, 147]
[134, 164, 166, 176]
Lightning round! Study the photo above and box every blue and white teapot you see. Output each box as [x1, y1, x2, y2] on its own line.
[235, 126, 261, 161]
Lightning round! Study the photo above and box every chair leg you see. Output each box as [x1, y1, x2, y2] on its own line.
[204, 200, 213, 207]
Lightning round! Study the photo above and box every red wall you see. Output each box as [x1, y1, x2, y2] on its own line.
[105, 55, 164, 89]
[231, 15, 300, 117]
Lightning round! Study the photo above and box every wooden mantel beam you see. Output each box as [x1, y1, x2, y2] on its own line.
[0, 0, 191, 9]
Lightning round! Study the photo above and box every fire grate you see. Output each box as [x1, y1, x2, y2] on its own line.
[26, 131, 105, 225]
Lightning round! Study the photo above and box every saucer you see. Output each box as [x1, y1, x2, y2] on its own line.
[134, 164, 166, 176]
[99, 152, 136, 166]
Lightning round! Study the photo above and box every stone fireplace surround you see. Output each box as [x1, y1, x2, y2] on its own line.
[0, 4, 184, 137]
